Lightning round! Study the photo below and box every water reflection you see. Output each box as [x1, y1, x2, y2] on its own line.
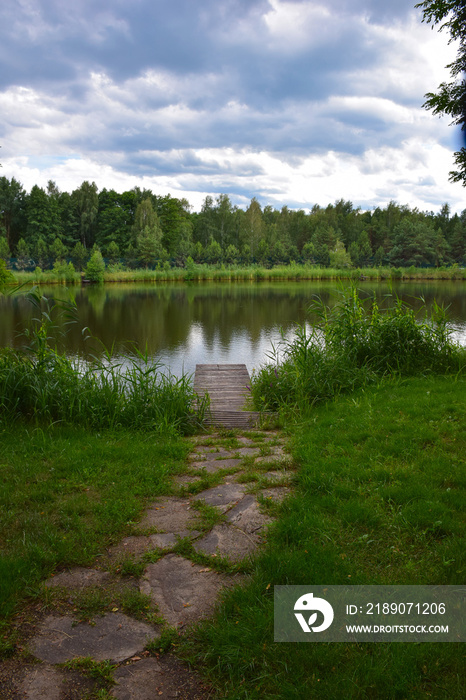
[1, 281, 465, 377]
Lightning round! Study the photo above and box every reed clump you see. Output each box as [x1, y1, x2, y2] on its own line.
[0, 291, 207, 433]
[250, 287, 465, 411]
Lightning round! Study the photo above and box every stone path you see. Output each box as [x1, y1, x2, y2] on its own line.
[1, 430, 294, 699]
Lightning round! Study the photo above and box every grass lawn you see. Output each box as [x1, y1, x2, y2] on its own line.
[0, 424, 189, 621]
[181, 374, 465, 699]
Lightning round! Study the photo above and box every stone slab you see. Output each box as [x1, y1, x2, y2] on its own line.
[190, 457, 242, 472]
[108, 535, 153, 558]
[189, 448, 233, 460]
[235, 437, 258, 446]
[140, 555, 239, 627]
[44, 567, 111, 590]
[192, 483, 245, 511]
[226, 494, 273, 534]
[138, 498, 198, 532]
[29, 613, 158, 664]
[233, 447, 261, 457]
[193, 524, 259, 562]
[108, 528, 200, 558]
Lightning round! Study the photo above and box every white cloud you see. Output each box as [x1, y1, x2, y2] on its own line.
[4, 132, 465, 215]
[0, 0, 464, 215]
[263, 0, 333, 52]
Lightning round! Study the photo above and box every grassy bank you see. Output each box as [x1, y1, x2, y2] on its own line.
[9, 263, 466, 286]
[182, 374, 465, 698]
[0, 425, 190, 622]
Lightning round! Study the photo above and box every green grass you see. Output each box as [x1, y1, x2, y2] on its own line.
[0, 424, 189, 618]
[181, 374, 465, 699]
[60, 657, 116, 689]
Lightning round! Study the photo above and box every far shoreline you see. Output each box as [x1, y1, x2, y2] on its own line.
[5, 263, 466, 287]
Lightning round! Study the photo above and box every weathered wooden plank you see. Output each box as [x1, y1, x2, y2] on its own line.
[194, 363, 260, 429]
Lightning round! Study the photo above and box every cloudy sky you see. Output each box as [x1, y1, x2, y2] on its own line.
[0, 0, 464, 213]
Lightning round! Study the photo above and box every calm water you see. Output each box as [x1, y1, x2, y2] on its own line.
[1, 281, 465, 377]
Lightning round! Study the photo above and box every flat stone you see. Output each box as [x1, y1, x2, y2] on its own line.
[29, 613, 158, 664]
[190, 457, 242, 472]
[139, 498, 198, 532]
[193, 524, 259, 562]
[233, 447, 260, 457]
[192, 483, 246, 511]
[235, 437, 257, 446]
[147, 532, 179, 549]
[19, 664, 63, 700]
[113, 656, 211, 700]
[44, 567, 111, 589]
[108, 536, 153, 558]
[226, 495, 273, 534]
[140, 555, 239, 627]
[189, 448, 233, 460]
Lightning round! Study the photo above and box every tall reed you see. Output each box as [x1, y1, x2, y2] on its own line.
[0, 291, 207, 433]
[250, 287, 465, 412]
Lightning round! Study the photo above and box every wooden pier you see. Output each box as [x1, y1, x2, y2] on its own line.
[194, 364, 261, 429]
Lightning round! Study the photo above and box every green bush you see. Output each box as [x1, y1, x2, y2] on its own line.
[0, 259, 13, 286]
[52, 260, 78, 283]
[85, 249, 105, 283]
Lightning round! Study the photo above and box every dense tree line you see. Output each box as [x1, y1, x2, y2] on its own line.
[0, 176, 465, 270]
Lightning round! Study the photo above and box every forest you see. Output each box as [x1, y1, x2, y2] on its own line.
[1, 176, 465, 271]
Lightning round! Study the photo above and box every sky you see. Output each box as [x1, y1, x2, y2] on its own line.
[1, 0, 465, 214]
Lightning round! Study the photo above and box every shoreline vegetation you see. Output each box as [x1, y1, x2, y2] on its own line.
[0, 291, 208, 435]
[4, 262, 466, 287]
[0, 287, 464, 697]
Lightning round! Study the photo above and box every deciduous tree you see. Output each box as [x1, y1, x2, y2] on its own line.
[416, 0, 466, 184]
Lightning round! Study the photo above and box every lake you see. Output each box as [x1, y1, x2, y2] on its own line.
[1, 280, 465, 377]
